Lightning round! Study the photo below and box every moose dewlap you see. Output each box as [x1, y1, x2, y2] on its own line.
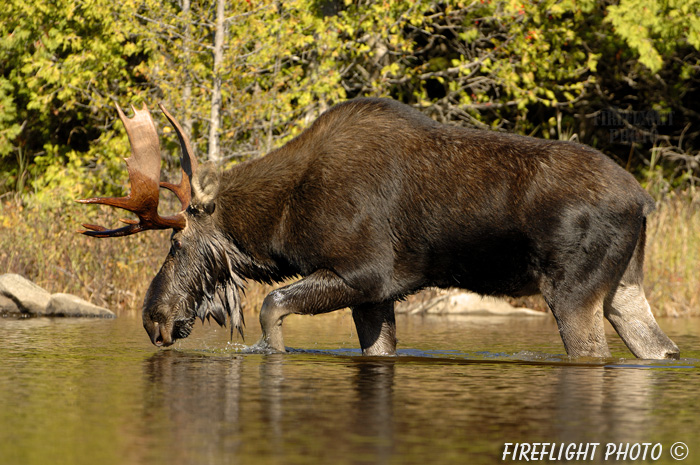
[79, 98, 680, 359]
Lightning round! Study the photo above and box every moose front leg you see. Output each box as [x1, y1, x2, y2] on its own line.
[258, 269, 381, 352]
[352, 301, 397, 355]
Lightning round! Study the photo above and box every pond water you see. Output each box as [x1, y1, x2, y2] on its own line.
[1, 311, 699, 465]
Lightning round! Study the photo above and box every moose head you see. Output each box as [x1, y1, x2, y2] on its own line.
[78, 105, 244, 346]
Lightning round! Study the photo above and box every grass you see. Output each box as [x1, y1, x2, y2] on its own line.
[0, 196, 170, 311]
[1, 190, 699, 317]
[0, 193, 279, 316]
[645, 192, 700, 316]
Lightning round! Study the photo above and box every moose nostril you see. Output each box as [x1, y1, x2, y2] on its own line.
[149, 321, 164, 346]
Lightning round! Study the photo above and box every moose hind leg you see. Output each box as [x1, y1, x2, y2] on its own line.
[257, 269, 376, 352]
[351, 301, 397, 356]
[604, 283, 679, 359]
[540, 206, 651, 358]
[603, 221, 680, 359]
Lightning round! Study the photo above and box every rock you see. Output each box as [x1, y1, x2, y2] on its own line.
[0, 294, 22, 316]
[0, 273, 115, 318]
[0, 273, 51, 315]
[46, 293, 115, 318]
[396, 288, 546, 316]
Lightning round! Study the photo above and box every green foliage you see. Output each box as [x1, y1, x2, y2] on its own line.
[0, 0, 698, 200]
[0, 0, 147, 197]
[138, 0, 347, 162]
[606, 0, 700, 72]
[327, 0, 600, 135]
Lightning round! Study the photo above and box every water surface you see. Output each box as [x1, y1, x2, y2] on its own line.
[1, 312, 699, 465]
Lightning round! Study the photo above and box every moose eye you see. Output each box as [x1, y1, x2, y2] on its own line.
[172, 239, 183, 250]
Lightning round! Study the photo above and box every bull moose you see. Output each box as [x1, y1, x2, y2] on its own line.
[79, 98, 680, 359]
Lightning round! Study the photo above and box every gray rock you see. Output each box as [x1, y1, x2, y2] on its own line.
[0, 294, 21, 315]
[0, 273, 51, 315]
[46, 293, 116, 318]
[0, 273, 116, 318]
[396, 288, 546, 316]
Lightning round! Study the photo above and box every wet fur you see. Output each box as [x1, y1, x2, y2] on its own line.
[143, 98, 678, 358]
[144, 211, 246, 340]
[209, 98, 653, 298]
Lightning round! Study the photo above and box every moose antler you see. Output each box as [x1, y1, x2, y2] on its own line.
[157, 104, 197, 211]
[78, 103, 198, 237]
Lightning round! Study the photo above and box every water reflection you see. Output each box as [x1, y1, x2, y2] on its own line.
[1, 315, 697, 465]
[138, 345, 694, 465]
[553, 366, 657, 444]
[351, 360, 395, 462]
[143, 351, 244, 462]
[258, 354, 284, 454]
[142, 351, 400, 464]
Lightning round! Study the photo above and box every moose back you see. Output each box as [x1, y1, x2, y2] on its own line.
[79, 98, 680, 359]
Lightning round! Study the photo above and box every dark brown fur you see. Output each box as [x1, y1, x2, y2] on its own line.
[142, 98, 679, 359]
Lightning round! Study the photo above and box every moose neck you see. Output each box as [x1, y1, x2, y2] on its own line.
[213, 141, 311, 283]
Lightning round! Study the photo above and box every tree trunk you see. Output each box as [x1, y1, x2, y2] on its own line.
[181, 0, 194, 151]
[208, 0, 225, 163]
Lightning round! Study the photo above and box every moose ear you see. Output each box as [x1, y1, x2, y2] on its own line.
[191, 163, 220, 215]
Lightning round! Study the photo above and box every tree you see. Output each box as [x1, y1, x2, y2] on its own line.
[326, 0, 699, 185]
[0, 0, 698, 201]
[207, 0, 226, 162]
[606, 0, 700, 73]
[0, 0, 150, 199]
